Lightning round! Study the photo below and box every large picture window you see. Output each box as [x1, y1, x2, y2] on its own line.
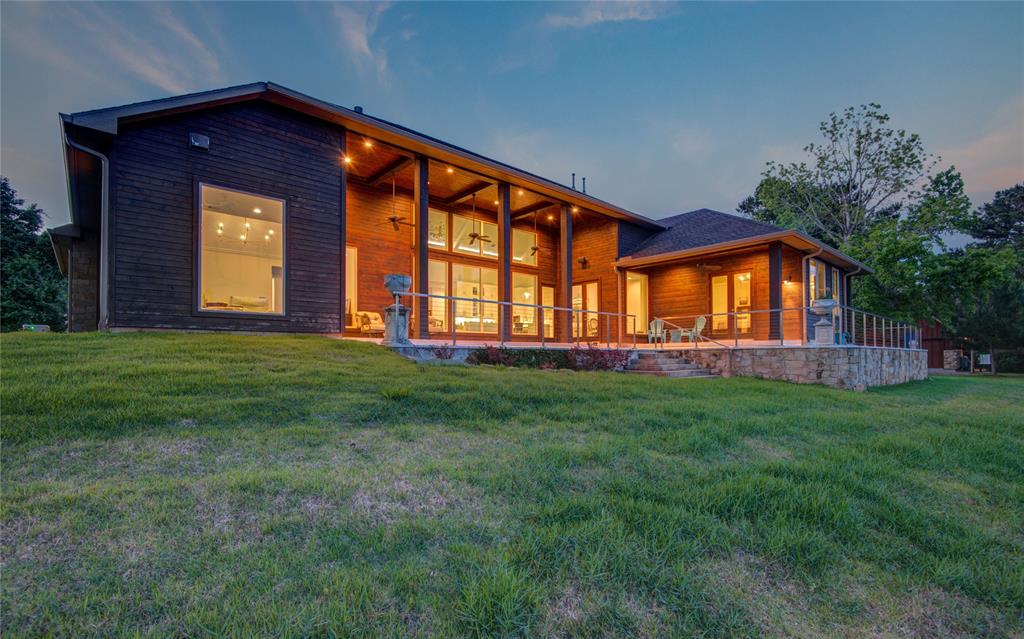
[452, 215, 498, 258]
[199, 184, 284, 314]
[428, 209, 448, 250]
[511, 272, 537, 335]
[452, 264, 498, 333]
[512, 228, 538, 266]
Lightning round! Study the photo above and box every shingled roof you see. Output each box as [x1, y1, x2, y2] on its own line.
[629, 208, 783, 258]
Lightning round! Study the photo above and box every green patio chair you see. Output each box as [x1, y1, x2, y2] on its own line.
[647, 318, 667, 347]
[681, 316, 707, 345]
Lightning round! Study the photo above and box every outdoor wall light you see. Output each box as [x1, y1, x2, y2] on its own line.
[577, 256, 589, 269]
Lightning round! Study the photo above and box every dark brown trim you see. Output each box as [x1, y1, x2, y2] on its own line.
[497, 182, 512, 341]
[559, 203, 573, 342]
[768, 241, 782, 340]
[413, 156, 430, 337]
[511, 200, 556, 221]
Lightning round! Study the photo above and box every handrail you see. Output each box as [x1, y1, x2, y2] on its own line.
[653, 304, 920, 350]
[391, 290, 639, 349]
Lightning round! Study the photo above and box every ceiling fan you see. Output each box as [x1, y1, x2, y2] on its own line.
[377, 174, 413, 231]
[529, 211, 541, 256]
[466, 193, 492, 245]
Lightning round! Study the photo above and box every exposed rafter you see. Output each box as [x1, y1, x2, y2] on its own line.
[443, 180, 492, 206]
[366, 156, 414, 187]
[511, 200, 556, 222]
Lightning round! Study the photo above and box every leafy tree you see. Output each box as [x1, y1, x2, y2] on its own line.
[1, 176, 66, 331]
[747, 103, 937, 246]
[960, 183, 1024, 251]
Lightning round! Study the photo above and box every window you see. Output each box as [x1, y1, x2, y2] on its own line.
[808, 259, 827, 302]
[542, 286, 554, 338]
[428, 260, 447, 331]
[452, 215, 497, 258]
[199, 184, 284, 314]
[428, 209, 448, 250]
[512, 228, 538, 266]
[511, 272, 537, 335]
[625, 272, 648, 334]
[452, 264, 498, 333]
[345, 247, 358, 326]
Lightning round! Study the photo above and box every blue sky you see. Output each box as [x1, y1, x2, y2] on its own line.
[2, 1, 1022, 227]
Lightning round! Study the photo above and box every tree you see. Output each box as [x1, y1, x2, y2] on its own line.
[960, 183, 1024, 251]
[1, 176, 66, 331]
[752, 103, 937, 247]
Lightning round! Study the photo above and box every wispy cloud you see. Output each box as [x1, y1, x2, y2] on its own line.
[940, 95, 1024, 199]
[332, 2, 392, 80]
[542, 1, 674, 30]
[2, 3, 229, 95]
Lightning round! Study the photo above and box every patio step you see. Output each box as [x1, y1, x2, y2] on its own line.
[625, 369, 718, 379]
[626, 352, 714, 378]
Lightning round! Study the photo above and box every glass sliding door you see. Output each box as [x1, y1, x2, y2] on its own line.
[710, 271, 753, 337]
[428, 260, 447, 331]
[345, 247, 358, 327]
[625, 271, 648, 334]
[572, 282, 599, 338]
[541, 286, 554, 339]
[511, 272, 537, 336]
[452, 264, 498, 333]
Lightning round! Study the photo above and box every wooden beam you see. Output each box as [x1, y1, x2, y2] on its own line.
[511, 200, 556, 221]
[366, 156, 414, 187]
[498, 183, 512, 342]
[559, 203, 573, 342]
[414, 156, 430, 337]
[443, 180, 492, 206]
[769, 241, 782, 341]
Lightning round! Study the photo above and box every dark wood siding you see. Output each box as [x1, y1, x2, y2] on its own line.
[109, 102, 344, 332]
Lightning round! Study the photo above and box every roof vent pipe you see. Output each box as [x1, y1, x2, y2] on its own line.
[354, 106, 364, 114]
[571, 173, 576, 190]
[582, 177, 586, 194]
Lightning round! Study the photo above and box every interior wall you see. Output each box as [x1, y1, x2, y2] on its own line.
[200, 251, 280, 312]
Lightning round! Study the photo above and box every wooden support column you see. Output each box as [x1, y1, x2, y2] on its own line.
[497, 183, 512, 342]
[413, 156, 430, 338]
[768, 241, 782, 340]
[559, 203, 573, 342]
[339, 128, 348, 334]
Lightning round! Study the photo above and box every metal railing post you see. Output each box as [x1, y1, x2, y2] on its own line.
[733, 312, 738, 348]
[540, 306, 545, 348]
[779, 308, 784, 346]
[450, 297, 456, 346]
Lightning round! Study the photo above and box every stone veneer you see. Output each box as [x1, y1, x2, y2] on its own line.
[679, 346, 927, 391]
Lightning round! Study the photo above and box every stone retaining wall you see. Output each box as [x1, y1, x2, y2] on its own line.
[681, 346, 927, 391]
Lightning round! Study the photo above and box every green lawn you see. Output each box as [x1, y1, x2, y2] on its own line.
[2, 333, 1022, 638]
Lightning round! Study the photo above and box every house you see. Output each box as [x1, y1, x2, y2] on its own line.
[51, 81, 871, 346]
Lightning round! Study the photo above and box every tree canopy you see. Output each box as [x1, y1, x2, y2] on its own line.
[1, 176, 67, 331]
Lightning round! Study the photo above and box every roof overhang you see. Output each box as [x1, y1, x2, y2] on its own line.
[47, 224, 80, 276]
[63, 82, 665, 231]
[615, 230, 873, 274]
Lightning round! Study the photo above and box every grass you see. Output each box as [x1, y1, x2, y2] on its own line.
[1, 332, 1022, 638]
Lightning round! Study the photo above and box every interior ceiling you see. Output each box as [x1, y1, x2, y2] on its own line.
[344, 131, 586, 229]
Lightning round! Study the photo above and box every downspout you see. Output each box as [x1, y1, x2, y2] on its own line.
[63, 125, 111, 331]
[801, 247, 824, 343]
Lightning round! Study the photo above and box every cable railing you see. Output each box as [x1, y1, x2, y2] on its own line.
[835, 304, 920, 349]
[653, 304, 920, 350]
[391, 290, 639, 349]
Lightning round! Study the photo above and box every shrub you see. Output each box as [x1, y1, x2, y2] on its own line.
[568, 345, 632, 371]
[464, 345, 630, 371]
[431, 344, 454, 360]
